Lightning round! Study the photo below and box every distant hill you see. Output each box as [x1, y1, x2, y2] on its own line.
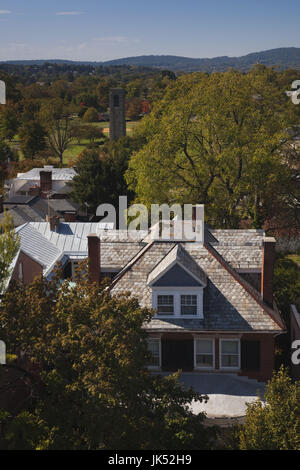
[103, 48, 300, 72]
[1, 47, 300, 72]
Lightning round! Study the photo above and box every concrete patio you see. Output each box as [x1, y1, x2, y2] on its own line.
[159, 372, 266, 418]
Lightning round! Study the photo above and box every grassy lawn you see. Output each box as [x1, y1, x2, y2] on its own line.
[9, 120, 141, 165]
[62, 120, 140, 164]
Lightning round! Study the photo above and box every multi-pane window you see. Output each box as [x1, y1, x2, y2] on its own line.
[147, 339, 160, 367]
[157, 295, 174, 315]
[195, 339, 214, 368]
[181, 295, 197, 315]
[221, 340, 240, 368]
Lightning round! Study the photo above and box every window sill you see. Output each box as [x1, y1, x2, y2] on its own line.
[154, 315, 203, 319]
[194, 366, 215, 370]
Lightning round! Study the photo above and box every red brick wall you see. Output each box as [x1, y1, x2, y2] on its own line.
[239, 333, 275, 382]
[261, 238, 276, 307]
[87, 234, 100, 283]
[11, 251, 43, 284]
[147, 332, 276, 382]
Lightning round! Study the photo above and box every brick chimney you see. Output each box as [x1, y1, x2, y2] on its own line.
[261, 237, 276, 307]
[40, 171, 52, 199]
[87, 234, 100, 284]
[47, 214, 59, 232]
[64, 212, 76, 222]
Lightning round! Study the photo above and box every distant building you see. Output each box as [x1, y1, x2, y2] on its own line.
[1, 165, 82, 227]
[109, 88, 126, 141]
[8, 165, 76, 199]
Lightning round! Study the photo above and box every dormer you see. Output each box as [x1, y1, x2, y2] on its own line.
[147, 244, 207, 319]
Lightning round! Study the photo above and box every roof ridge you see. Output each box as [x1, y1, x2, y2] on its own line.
[147, 242, 179, 279]
[204, 242, 285, 330]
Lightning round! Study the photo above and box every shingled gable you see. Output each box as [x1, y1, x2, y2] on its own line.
[147, 244, 207, 287]
[204, 242, 285, 330]
[110, 237, 284, 333]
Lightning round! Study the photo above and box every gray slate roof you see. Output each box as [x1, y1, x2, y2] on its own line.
[13, 222, 284, 333]
[0, 206, 44, 227]
[147, 244, 207, 286]
[111, 240, 283, 332]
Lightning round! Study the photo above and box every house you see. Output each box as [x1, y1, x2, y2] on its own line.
[8, 165, 76, 199]
[9, 212, 285, 382]
[1, 166, 82, 227]
[1, 194, 81, 227]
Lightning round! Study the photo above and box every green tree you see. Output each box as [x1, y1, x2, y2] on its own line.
[19, 120, 47, 160]
[72, 138, 134, 215]
[239, 367, 300, 450]
[82, 125, 103, 143]
[274, 254, 300, 325]
[0, 212, 20, 294]
[0, 105, 19, 141]
[83, 107, 98, 123]
[126, 98, 142, 120]
[126, 67, 296, 228]
[0, 275, 212, 450]
[39, 99, 74, 164]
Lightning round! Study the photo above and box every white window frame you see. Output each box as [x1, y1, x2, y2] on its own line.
[156, 294, 175, 316]
[152, 287, 204, 319]
[146, 337, 161, 370]
[194, 338, 215, 370]
[219, 338, 241, 370]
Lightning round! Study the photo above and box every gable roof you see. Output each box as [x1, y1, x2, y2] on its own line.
[147, 244, 207, 287]
[111, 240, 284, 332]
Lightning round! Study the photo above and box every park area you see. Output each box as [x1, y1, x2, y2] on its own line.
[9, 119, 140, 165]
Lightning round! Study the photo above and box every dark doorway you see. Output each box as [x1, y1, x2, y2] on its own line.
[161, 340, 194, 371]
[241, 340, 260, 371]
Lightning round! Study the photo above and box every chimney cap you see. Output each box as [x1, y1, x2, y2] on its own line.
[263, 237, 276, 244]
[87, 233, 99, 238]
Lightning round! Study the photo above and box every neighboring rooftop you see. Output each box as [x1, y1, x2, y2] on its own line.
[15, 166, 76, 181]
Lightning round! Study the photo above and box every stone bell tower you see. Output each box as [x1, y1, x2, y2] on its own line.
[109, 88, 126, 141]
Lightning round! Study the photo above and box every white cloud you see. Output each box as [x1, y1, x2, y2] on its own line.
[56, 11, 83, 16]
[0, 10, 11, 14]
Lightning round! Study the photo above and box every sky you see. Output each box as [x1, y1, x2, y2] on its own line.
[0, 0, 299, 61]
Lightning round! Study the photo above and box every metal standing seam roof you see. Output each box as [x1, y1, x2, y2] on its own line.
[16, 167, 77, 181]
[16, 223, 147, 273]
[16, 223, 61, 269]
